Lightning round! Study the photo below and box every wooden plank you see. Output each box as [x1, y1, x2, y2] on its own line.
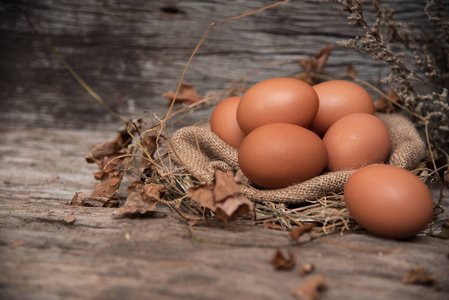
[1, 127, 448, 300]
[0, 0, 432, 129]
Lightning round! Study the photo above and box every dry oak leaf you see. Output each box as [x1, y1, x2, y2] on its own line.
[297, 44, 333, 85]
[162, 83, 202, 105]
[91, 168, 123, 198]
[290, 224, 316, 242]
[292, 274, 327, 300]
[64, 211, 76, 224]
[299, 264, 316, 277]
[70, 192, 119, 207]
[345, 64, 358, 77]
[85, 132, 131, 170]
[402, 267, 436, 285]
[187, 170, 254, 222]
[116, 182, 163, 217]
[375, 89, 399, 113]
[271, 248, 296, 271]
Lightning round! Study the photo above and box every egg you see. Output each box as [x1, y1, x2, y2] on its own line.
[238, 123, 328, 189]
[323, 113, 391, 171]
[310, 80, 375, 136]
[210, 96, 246, 149]
[344, 164, 434, 239]
[236, 78, 319, 134]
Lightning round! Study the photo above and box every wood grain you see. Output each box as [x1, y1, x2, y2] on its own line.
[0, 0, 431, 129]
[0, 127, 448, 300]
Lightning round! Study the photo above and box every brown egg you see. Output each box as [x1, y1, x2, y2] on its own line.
[210, 96, 246, 149]
[238, 123, 327, 189]
[236, 78, 319, 134]
[323, 113, 391, 171]
[344, 164, 434, 239]
[310, 80, 375, 136]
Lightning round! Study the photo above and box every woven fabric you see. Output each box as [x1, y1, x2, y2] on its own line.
[169, 113, 426, 203]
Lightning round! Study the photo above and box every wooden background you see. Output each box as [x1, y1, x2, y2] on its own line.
[0, 0, 433, 130]
[1, 1, 448, 300]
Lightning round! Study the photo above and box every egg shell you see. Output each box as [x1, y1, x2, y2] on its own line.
[310, 80, 375, 136]
[210, 96, 246, 149]
[236, 78, 319, 134]
[344, 164, 434, 239]
[323, 113, 391, 171]
[238, 123, 328, 189]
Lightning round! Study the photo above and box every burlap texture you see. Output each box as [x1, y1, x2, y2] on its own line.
[170, 113, 426, 204]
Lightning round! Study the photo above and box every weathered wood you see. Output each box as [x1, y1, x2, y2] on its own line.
[1, 1, 448, 299]
[0, 0, 433, 129]
[1, 127, 448, 300]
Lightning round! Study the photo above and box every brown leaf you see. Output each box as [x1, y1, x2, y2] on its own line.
[299, 264, 315, 277]
[213, 171, 242, 202]
[116, 183, 163, 217]
[139, 133, 158, 169]
[402, 267, 436, 285]
[70, 192, 120, 207]
[9, 239, 26, 249]
[215, 193, 253, 222]
[271, 248, 296, 271]
[263, 219, 288, 231]
[314, 44, 333, 74]
[162, 83, 202, 105]
[375, 89, 399, 113]
[187, 171, 254, 222]
[345, 64, 358, 77]
[85, 132, 131, 170]
[297, 44, 333, 85]
[290, 224, 316, 242]
[292, 274, 327, 300]
[91, 168, 123, 198]
[64, 212, 76, 224]
[187, 182, 216, 211]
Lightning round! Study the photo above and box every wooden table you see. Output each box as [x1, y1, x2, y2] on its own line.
[1, 1, 448, 299]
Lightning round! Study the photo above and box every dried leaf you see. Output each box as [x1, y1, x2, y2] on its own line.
[345, 64, 358, 77]
[314, 44, 334, 74]
[116, 183, 163, 217]
[64, 212, 76, 224]
[297, 44, 333, 85]
[85, 132, 131, 170]
[91, 168, 123, 198]
[9, 239, 26, 249]
[263, 219, 288, 231]
[299, 264, 315, 277]
[70, 192, 119, 207]
[213, 171, 242, 202]
[375, 90, 399, 113]
[162, 83, 202, 105]
[402, 267, 436, 285]
[215, 194, 253, 222]
[290, 224, 316, 242]
[271, 248, 296, 270]
[139, 134, 158, 169]
[187, 171, 254, 222]
[187, 183, 216, 211]
[292, 274, 327, 300]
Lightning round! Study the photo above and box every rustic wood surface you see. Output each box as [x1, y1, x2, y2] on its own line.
[1, 127, 448, 300]
[0, 0, 434, 130]
[1, 1, 448, 299]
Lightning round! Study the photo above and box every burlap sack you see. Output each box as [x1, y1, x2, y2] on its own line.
[170, 113, 426, 204]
